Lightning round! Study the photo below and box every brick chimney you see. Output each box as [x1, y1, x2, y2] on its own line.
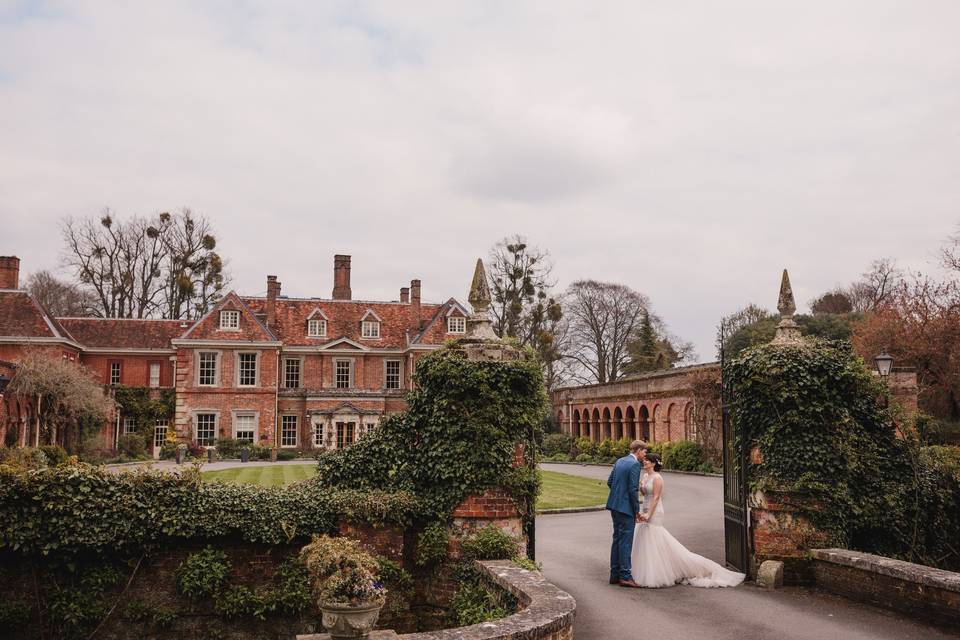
[0, 256, 20, 290]
[266, 275, 280, 331]
[332, 255, 352, 300]
[400, 287, 409, 304]
[410, 279, 422, 330]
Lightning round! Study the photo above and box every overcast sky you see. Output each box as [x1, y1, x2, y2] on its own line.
[2, 1, 958, 361]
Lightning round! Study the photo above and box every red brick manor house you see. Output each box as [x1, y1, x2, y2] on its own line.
[0, 254, 469, 455]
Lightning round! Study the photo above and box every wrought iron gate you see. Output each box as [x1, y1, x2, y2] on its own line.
[721, 333, 749, 572]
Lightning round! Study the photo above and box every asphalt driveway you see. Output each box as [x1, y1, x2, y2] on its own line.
[536, 462, 955, 640]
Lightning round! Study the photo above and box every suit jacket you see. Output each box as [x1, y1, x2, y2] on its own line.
[606, 454, 641, 516]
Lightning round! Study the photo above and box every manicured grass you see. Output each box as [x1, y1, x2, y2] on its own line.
[202, 464, 316, 487]
[201, 465, 607, 510]
[537, 470, 608, 511]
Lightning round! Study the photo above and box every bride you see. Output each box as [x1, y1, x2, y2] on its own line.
[631, 452, 745, 588]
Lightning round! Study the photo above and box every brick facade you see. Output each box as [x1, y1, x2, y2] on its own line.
[551, 363, 721, 446]
[0, 255, 468, 453]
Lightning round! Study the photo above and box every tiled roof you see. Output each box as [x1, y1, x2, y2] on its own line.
[57, 318, 188, 349]
[0, 291, 71, 340]
[242, 297, 460, 348]
[179, 292, 278, 342]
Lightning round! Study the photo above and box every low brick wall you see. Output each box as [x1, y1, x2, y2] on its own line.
[812, 548, 960, 628]
[402, 560, 576, 640]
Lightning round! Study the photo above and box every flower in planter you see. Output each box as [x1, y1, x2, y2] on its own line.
[300, 535, 387, 606]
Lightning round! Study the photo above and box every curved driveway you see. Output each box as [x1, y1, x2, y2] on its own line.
[537, 463, 954, 640]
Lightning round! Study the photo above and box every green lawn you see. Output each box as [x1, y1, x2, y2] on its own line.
[203, 464, 316, 487]
[538, 470, 608, 511]
[201, 465, 607, 511]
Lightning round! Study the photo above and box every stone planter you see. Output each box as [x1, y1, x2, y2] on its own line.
[320, 601, 383, 639]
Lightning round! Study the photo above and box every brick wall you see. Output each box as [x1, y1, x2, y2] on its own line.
[812, 548, 960, 628]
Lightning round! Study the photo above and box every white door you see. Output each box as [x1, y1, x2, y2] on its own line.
[153, 419, 169, 459]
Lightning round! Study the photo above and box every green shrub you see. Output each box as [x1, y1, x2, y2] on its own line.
[662, 440, 703, 471]
[696, 460, 720, 474]
[574, 437, 596, 458]
[450, 581, 507, 626]
[159, 441, 180, 460]
[460, 524, 519, 561]
[376, 555, 414, 606]
[121, 598, 151, 622]
[214, 438, 242, 459]
[543, 453, 572, 462]
[300, 535, 385, 606]
[542, 434, 574, 457]
[416, 521, 450, 567]
[264, 558, 311, 615]
[152, 605, 177, 630]
[117, 434, 147, 458]
[0, 446, 48, 470]
[214, 585, 266, 619]
[176, 547, 230, 598]
[574, 453, 593, 463]
[511, 556, 542, 571]
[0, 465, 420, 556]
[39, 445, 69, 466]
[276, 450, 297, 461]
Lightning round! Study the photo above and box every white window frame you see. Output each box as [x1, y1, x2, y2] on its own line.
[312, 420, 324, 447]
[283, 356, 302, 389]
[334, 359, 353, 389]
[149, 362, 161, 388]
[193, 411, 219, 447]
[232, 411, 258, 444]
[153, 419, 169, 449]
[384, 359, 402, 390]
[110, 361, 122, 385]
[307, 318, 327, 338]
[280, 415, 298, 448]
[336, 421, 356, 449]
[236, 351, 259, 387]
[196, 351, 221, 387]
[360, 320, 380, 339]
[219, 309, 240, 331]
[447, 315, 466, 334]
[122, 416, 136, 435]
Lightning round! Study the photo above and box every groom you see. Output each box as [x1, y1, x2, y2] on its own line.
[606, 440, 647, 587]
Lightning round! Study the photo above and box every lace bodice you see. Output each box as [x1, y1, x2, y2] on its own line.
[639, 472, 665, 517]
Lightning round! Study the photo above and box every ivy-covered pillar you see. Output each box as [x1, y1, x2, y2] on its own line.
[728, 270, 897, 584]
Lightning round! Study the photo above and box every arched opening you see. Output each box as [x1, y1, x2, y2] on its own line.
[684, 403, 695, 440]
[666, 403, 677, 441]
[592, 408, 601, 442]
[613, 407, 623, 440]
[601, 407, 612, 440]
[556, 410, 564, 434]
[625, 406, 636, 440]
[572, 409, 581, 438]
[639, 405, 651, 442]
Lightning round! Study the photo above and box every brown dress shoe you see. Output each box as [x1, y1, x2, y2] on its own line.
[618, 579, 643, 588]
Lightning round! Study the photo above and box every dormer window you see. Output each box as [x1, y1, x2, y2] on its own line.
[359, 309, 382, 339]
[447, 316, 466, 334]
[361, 320, 380, 339]
[219, 309, 240, 330]
[308, 318, 327, 337]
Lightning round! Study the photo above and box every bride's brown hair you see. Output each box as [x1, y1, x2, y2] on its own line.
[644, 452, 662, 472]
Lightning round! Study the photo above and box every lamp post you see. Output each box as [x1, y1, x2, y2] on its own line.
[874, 352, 894, 379]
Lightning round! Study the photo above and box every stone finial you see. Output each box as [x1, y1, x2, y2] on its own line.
[465, 258, 501, 343]
[772, 268, 803, 344]
[777, 269, 796, 318]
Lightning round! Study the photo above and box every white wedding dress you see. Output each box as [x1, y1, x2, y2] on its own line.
[631, 472, 745, 588]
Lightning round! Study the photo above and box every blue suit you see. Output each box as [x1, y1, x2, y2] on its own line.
[606, 454, 641, 581]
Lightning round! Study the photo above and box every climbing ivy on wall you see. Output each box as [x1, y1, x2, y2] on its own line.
[113, 386, 175, 432]
[726, 339, 960, 570]
[316, 346, 546, 528]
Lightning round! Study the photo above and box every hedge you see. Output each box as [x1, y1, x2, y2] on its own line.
[0, 464, 421, 557]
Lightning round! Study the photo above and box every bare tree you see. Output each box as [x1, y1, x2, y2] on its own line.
[25, 270, 97, 317]
[847, 258, 902, 313]
[61, 208, 227, 319]
[7, 350, 112, 450]
[941, 223, 960, 276]
[562, 280, 648, 384]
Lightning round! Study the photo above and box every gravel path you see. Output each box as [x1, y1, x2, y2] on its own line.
[537, 463, 955, 640]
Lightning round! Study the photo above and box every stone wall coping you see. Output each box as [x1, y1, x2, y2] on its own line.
[811, 548, 960, 594]
[401, 560, 576, 640]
